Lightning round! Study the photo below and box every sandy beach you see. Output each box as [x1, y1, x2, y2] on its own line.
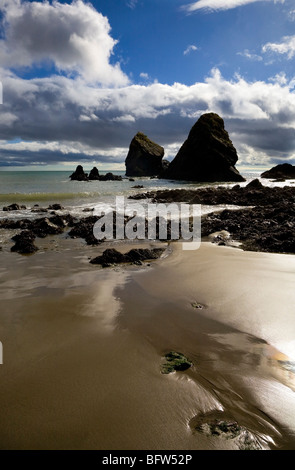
[1, 239, 295, 450]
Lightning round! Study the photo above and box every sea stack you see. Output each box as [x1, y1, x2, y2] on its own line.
[261, 163, 295, 180]
[163, 113, 245, 182]
[69, 165, 88, 181]
[125, 132, 165, 177]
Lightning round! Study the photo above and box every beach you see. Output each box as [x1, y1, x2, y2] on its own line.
[1, 236, 295, 450]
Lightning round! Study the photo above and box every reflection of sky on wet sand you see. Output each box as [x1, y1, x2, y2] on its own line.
[78, 271, 129, 332]
[0, 250, 131, 333]
[208, 331, 295, 392]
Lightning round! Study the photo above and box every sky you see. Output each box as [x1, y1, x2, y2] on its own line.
[0, 0, 295, 171]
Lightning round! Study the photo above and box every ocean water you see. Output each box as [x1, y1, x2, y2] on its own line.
[0, 169, 292, 221]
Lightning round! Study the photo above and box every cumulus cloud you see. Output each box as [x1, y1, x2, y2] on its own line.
[183, 0, 284, 13]
[1, 67, 295, 167]
[262, 35, 295, 59]
[0, 0, 129, 86]
[0, 1, 294, 169]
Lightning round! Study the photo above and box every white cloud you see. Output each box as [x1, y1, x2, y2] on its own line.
[0, 0, 129, 86]
[269, 72, 288, 85]
[237, 49, 263, 61]
[139, 72, 150, 80]
[262, 35, 295, 59]
[1, 66, 295, 168]
[183, 0, 284, 13]
[183, 44, 199, 55]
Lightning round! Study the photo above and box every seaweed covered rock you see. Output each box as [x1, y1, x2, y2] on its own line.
[125, 132, 165, 177]
[190, 411, 263, 450]
[161, 351, 192, 374]
[163, 113, 245, 182]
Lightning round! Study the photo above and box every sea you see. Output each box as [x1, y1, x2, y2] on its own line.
[0, 169, 293, 223]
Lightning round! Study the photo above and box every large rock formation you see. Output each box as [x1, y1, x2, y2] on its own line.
[261, 163, 295, 180]
[163, 113, 245, 182]
[125, 132, 165, 177]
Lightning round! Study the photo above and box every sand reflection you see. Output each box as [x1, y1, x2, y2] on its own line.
[79, 270, 129, 332]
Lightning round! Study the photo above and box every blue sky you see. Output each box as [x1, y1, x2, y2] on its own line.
[0, 0, 295, 170]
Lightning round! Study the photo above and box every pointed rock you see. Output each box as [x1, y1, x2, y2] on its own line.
[163, 113, 245, 182]
[125, 132, 165, 177]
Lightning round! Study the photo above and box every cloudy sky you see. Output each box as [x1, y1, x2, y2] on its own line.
[0, 0, 295, 170]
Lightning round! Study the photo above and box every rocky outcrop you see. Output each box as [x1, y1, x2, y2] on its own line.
[70, 165, 88, 181]
[90, 247, 164, 267]
[125, 132, 165, 177]
[11, 230, 39, 254]
[129, 183, 295, 254]
[163, 113, 245, 182]
[3, 203, 26, 211]
[89, 167, 100, 180]
[261, 163, 295, 180]
[99, 172, 122, 181]
[70, 165, 122, 181]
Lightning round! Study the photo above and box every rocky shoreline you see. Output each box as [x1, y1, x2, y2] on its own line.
[1, 179, 295, 256]
[129, 179, 295, 254]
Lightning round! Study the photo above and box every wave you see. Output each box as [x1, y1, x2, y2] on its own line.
[0, 191, 101, 202]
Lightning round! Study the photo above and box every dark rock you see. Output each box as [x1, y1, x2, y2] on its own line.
[70, 165, 123, 182]
[11, 230, 39, 254]
[124, 248, 164, 263]
[3, 203, 22, 211]
[163, 113, 245, 182]
[131, 185, 144, 189]
[90, 248, 126, 266]
[90, 247, 164, 267]
[99, 172, 122, 181]
[261, 163, 295, 180]
[68, 216, 101, 242]
[31, 208, 48, 213]
[70, 165, 88, 181]
[49, 214, 75, 228]
[245, 178, 263, 190]
[48, 204, 64, 210]
[125, 132, 165, 177]
[88, 167, 100, 180]
[32, 217, 64, 238]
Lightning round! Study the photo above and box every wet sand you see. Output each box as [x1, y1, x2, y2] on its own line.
[0, 240, 295, 450]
